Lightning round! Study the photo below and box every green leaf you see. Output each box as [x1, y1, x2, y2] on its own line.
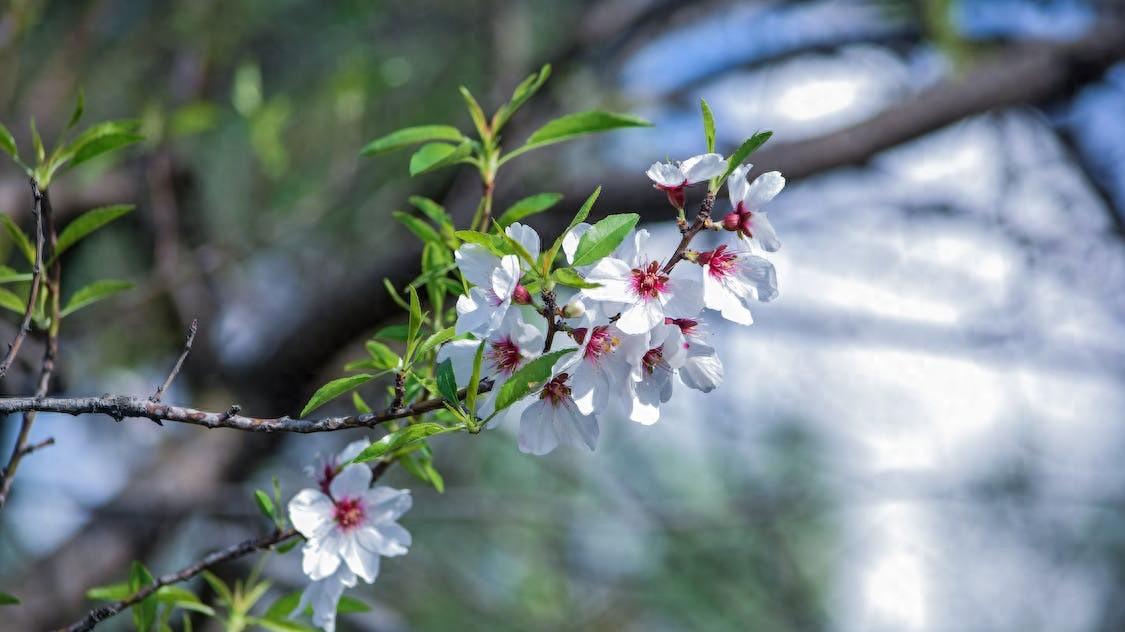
[1, 215, 35, 265]
[29, 118, 44, 163]
[374, 323, 410, 342]
[360, 125, 464, 155]
[365, 340, 400, 370]
[155, 586, 215, 616]
[382, 278, 409, 310]
[392, 211, 442, 245]
[87, 581, 131, 601]
[543, 186, 600, 272]
[0, 122, 16, 160]
[518, 110, 650, 153]
[492, 64, 551, 133]
[415, 326, 455, 359]
[200, 571, 233, 606]
[409, 196, 452, 228]
[254, 489, 276, 522]
[61, 279, 134, 317]
[263, 591, 301, 621]
[0, 592, 20, 606]
[67, 89, 85, 130]
[701, 98, 716, 153]
[458, 86, 490, 140]
[553, 267, 601, 289]
[0, 265, 32, 284]
[300, 374, 375, 417]
[453, 230, 508, 257]
[70, 133, 143, 167]
[465, 340, 486, 414]
[337, 596, 371, 614]
[351, 422, 452, 464]
[0, 287, 25, 315]
[435, 358, 459, 406]
[408, 141, 472, 176]
[570, 213, 640, 267]
[424, 460, 445, 493]
[252, 617, 315, 632]
[496, 192, 563, 228]
[352, 391, 372, 414]
[494, 349, 574, 412]
[55, 204, 134, 258]
[129, 561, 157, 632]
[406, 286, 423, 359]
[719, 131, 773, 182]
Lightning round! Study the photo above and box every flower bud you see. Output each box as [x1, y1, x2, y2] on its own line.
[512, 284, 532, 305]
[721, 211, 741, 232]
[561, 299, 585, 319]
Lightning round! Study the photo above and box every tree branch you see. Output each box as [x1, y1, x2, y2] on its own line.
[150, 318, 197, 403]
[0, 178, 46, 379]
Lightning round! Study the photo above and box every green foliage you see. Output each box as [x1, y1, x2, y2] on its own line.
[552, 267, 600, 289]
[496, 192, 563, 228]
[542, 186, 600, 273]
[300, 374, 375, 417]
[60, 279, 134, 317]
[254, 489, 277, 524]
[1, 215, 35, 265]
[54, 204, 134, 260]
[570, 213, 640, 267]
[129, 561, 158, 632]
[501, 111, 651, 165]
[409, 141, 473, 176]
[351, 422, 454, 464]
[0, 122, 16, 161]
[493, 349, 574, 413]
[0, 287, 25, 315]
[701, 98, 716, 153]
[492, 64, 551, 133]
[719, 131, 773, 184]
[465, 340, 486, 417]
[0, 592, 20, 606]
[360, 125, 464, 155]
[435, 358, 460, 406]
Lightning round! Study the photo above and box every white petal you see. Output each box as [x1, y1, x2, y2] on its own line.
[616, 299, 664, 335]
[519, 400, 560, 455]
[363, 486, 413, 522]
[613, 229, 649, 268]
[455, 288, 494, 336]
[562, 223, 592, 265]
[627, 378, 662, 425]
[718, 290, 754, 325]
[746, 171, 785, 208]
[662, 276, 704, 320]
[297, 567, 353, 632]
[680, 343, 724, 392]
[645, 161, 685, 187]
[302, 535, 342, 580]
[341, 534, 380, 584]
[581, 257, 634, 303]
[505, 222, 541, 263]
[436, 339, 481, 384]
[736, 254, 779, 302]
[554, 399, 599, 451]
[455, 244, 500, 288]
[491, 255, 521, 299]
[679, 153, 727, 184]
[569, 362, 609, 415]
[335, 439, 371, 465]
[659, 326, 688, 369]
[288, 489, 334, 539]
[727, 163, 752, 209]
[357, 522, 412, 557]
[329, 464, 372, 500]
[750, 212, 781, 253]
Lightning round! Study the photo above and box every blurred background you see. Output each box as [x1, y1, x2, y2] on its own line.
[2, 0, 1125, 630]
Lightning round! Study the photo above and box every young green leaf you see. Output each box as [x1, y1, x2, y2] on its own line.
[719, 130, 773, 183]
[365, 340, 400, 370]
[542, 186, 600, 272]
[254, 489, 276, 522]
[0, 288, 23, 315]
[495, 192, 563, 228]
[155, 586, 215, 616]
[86, 582, 131, 601]
[382, 278, 409, 310]
[423, 460, 445, 493]
[415, 326, 455, 359]
[300, 374, 375, 417]
[392, 211, 442, 245]
[435, 358, 459, 406]
[70, 132, 143, 168]
[552, 267, 600, 289]
[570, 213, 640, 267]
[54, 204, 135, 259]
[129, 561, 157, 632]
[351, 422, 453, 464]
[60, 279, 134, 317]
[360, 125, 464, 156]
[701, 98, 716, 153]
[352, 391, 373, 414]
[406, 286, 423, 360]
[492, 64, 552, 133]
[29, 118, 44, 164]
[505, 111, 651, 163]
[337, 596, 372, 614]
[409, 196, 452, 227]
[67, 89, 86, 131]
[493, 349, 574, 412]
[465, 340, 486, 414]
[408, 141, 472, 176]
[1, 215, 35, 265]
[0, 592, 20, 606]
[458, 86, 490, 140]
[453, 230, 508, 257]
[374, 323, 410, 342]
[262, 591, 301, 621]
[200, 571, 233, 606]
[0, 122, 17, 160]
[0, 267, 32, 284]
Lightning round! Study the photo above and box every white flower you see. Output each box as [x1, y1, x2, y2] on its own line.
[666, 317, 724, 393]
[646, 153, 727, 209]
[288, 464, 412, 600]
[295, 566, 356, 632]
[696, 244, 778, 325]
[305, 438, 371, 494]
[559, 320, 648, 418]
[437, 310, 543, 422]
[623, 322, 688, 425]
[454, 223, 543, 337]
[720, 164, 783, 252]
[518, 371, 599, 455]
[580, 229, 703, 335]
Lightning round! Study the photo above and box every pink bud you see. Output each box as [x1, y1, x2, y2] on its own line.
[512, 284, 532, 305]
[721, 211, 741, 232]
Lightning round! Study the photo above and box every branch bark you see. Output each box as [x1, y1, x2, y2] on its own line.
[0, 178, 46, 379]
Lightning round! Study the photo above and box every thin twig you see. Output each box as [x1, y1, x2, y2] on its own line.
[0, 382, 493, 434]
[540, 290, 559, 352]
[13, 436, 54, 460]
[662, 191, 715, 274]
[150, 318, 197, 402]
[0, 178, 47, 379]
[0, 188, 60, 510]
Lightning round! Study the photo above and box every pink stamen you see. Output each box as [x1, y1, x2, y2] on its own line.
[584, 326, 619, 363]
[697, 245, 738, 280]
[487, 337, 524, 375]
[540, 373, 572, 407]
[642, 346, 664, 375]
[630, 261, 669, 301]
[332, 497, 366, 532]
[665, 317, 699, 338]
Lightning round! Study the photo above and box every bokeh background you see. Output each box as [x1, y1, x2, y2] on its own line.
[3, 0, 1125, 630]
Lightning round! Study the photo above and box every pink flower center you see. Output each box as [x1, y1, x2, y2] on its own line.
[332, 496, 366, 532]
[584, 326, 619, 363]
[733, 202, 754, 238]
[665, 317, 698, 338]
[654, 180, 688, 209]
[487, 337, 524, 375]
[630, 261, 669, 301]
[318, 461, 338, 494]
[698, 245, 738, 279]
[642, 346, 664, 375]
[540, 373, 572, 407]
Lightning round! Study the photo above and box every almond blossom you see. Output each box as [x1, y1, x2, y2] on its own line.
[580, 229, 703, 335]
[696, 244, 778, 325]
[559, 321, 648, 418]
[623, 321, 688, 424]
[518, 371, 599, 455]
[646, 153, 727, 209]
[721, 164, 784, 252]
[666, 317, 724, 393]
[454, 245, 523, 337]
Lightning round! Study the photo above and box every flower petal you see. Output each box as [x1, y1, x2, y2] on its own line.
[491, 255, 521, 299]
[662, 276, 704, 320]
[646, 161, 685, 187]
[562, 223, 592, 266]
[302, 533, 343, 580]
[436, 339, 481, 384]
[727, 163, 752, 209]
[750, 212, 781, 253]
[746, 171, 785, 208]
[363, 486, 413, 522]
[455, 244, 500, 288]
[680, 342, 724, 392]
[455, 288, 502, 337]
[737, 254, 778, 302]
[679, 153, 727, 183]
[505, 222, 541, 263]
[357, 522, 412, 557]
[554, 398, 599, 451]
[335, 439, 371, 465]
[288, 489, 334, 539]
[616, 299, 664, 335]
[581, 257, 634, 304]
[341, 534, 380, 584]
[329, 463, 372, 500]
[519, 400, 559, 455]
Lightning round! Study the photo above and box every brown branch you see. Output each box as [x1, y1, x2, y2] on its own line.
[662, 191, 715, 274]
[150, 318, 197, 402]
[0, 178, 46, 379]
[59, 527, 299, 632]
[0, 382, 493, 434]
[540, 290, 559, 352]
[0, 187, 60, 510]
